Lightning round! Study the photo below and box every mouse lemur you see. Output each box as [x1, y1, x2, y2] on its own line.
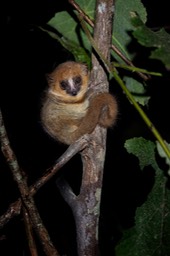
[41, 61, 118, 145]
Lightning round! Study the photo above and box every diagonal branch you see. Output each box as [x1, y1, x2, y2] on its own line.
[0, 133, 88, 229]
[0, 109, 60, 256]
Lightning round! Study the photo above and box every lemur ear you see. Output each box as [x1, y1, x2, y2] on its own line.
[81, 63, 89, 76]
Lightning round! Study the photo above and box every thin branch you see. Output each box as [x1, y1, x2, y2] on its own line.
[0, 109, 60, 256]
[79, 18, 170, 159]
[68, 0, 94, 27]
[0, 135, 88, 229]
[68, 0, 149, 81]
[0, 200, 22, 227]
[56, 178, 77, 208]
[31, 135, 88, 193]
[112, 72, 170, 159]
[22, 207, 39, 256]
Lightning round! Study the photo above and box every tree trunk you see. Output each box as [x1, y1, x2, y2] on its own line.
[75, 1, 114, 255]
[57, 1, 114, 255]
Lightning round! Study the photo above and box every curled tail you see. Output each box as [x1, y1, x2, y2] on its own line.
[69, 92, 118, 143]
[96, 92, 118, 127]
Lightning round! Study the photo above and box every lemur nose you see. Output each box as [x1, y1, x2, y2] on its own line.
[71, 90, 78, 96]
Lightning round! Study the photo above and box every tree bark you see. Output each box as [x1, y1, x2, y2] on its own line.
[57, 1, 114, 255]
[75, 0, 114, 255]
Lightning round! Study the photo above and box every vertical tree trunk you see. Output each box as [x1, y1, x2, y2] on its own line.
[57, 1, 114, 255]
[74, 1, 114, 255]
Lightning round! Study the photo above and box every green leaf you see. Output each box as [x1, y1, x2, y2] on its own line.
[112, 0, 147, 61]
[124, 77, 150, 106]
[124, 137, 155, 170]
[116, 137, 170, 256]
[47, 0, 95, 55]
[132, 15, 170, 69]
[60, 38, 91, 65]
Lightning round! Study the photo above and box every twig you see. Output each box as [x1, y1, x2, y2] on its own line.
[0, 109, 60, 256]
[68, 0, 149, 81]
[56, 178, 76, 208]
[0, 135, 88, 229]
[68, 0, 94, 27]
[0, 200, 22, 227]
[22, 207, 39, 256]
[31, 135, 88, 193]
[79, 18, 170, 159]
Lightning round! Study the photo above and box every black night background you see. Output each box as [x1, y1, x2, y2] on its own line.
[1, 0, 170, 255]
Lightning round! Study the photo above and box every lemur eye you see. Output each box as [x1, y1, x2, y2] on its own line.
[60, 80, 68, 90]
[73, 76, 82, 86]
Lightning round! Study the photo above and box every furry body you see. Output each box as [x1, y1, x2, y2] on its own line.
[41, 61, 118, 145]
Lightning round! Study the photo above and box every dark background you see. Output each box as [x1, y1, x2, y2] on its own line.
[1, 0, 170, 255]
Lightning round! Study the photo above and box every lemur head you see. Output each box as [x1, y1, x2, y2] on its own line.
[47, 61, 89, 103]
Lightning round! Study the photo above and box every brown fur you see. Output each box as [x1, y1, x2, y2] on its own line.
[41, 61, 118, 145]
